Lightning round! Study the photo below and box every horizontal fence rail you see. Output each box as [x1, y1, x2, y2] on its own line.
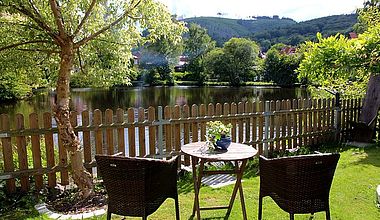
[0, 98, 365, 193]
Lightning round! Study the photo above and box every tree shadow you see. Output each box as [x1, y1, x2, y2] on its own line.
[317, 142, 380, 168]
[344, 143, 380, 167]
[187, 214, 229, 220]
[177, 171, 195, 194]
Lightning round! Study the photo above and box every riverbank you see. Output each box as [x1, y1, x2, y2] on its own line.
[131, 80, 301, 87]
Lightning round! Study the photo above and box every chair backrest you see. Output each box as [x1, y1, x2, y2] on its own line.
[259, 153, 340, 213]
[95, 155, 179, 217]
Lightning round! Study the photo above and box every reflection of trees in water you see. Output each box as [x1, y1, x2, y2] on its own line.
[1, 86, 310, 117]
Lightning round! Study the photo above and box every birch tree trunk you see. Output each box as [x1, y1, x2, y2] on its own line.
[54, 41, 93, 198]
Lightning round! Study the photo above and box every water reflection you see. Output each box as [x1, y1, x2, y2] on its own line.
[0, 86, 310, 116]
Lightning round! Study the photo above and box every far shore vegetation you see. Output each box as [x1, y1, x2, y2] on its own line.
[1, 1, 379, 103]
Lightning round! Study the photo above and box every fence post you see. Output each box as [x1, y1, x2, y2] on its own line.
[157, 106, 164, 157]
[264, 101, 270, 157]
[334, 93, 341, 142]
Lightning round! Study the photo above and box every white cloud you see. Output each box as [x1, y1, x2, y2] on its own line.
[158, 0, 363, 21]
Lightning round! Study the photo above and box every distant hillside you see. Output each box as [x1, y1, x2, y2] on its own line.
[184, 16, 296, 46]
[184, 14, 358, 50]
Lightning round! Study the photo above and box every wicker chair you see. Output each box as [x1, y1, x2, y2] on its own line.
[258, 153, 340, 220]
[95, 155, 180, 220]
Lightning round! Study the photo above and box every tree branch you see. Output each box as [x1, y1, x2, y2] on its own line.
[73, 0, 97, 37]
[0, 40, 53, 52]
[28, 0, 41, 18]
[17, 48, 60, 53]
[94, 38, 132, 46]
[49, 0, 66, 38]
[74, 0, 141, 49]
[77, 48, 87, 74]
[12, 4, 63, 45]
[0, 21, 43, 32]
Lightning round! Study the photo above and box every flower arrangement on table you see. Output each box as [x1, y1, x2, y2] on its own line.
[206, 121, 232, 150]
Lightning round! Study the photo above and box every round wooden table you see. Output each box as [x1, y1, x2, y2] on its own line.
[182, 142, 257, 220]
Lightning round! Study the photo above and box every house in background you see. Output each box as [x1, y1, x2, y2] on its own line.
[174, 55, 188, 72]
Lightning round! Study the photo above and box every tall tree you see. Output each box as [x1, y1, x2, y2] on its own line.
[139, 29, 184, 84]
[222, 38, 260, 86]
[0, 0, 185, 197]
[264, 43, 301, 85]
[184, 23, 215, 84]
[203, 38, 260, 85]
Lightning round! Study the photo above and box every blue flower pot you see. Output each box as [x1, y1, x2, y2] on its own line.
[215, 137, 231, 150]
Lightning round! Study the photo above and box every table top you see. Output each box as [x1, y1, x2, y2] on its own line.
[181, 142, 257, 161]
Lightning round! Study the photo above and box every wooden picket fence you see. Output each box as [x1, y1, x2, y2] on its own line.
[0, 98, 364, 193]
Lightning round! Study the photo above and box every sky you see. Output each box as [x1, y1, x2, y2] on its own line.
[158, 0, 364, 22]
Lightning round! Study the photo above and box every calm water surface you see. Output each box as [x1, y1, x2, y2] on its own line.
[0, 86, 310, 117]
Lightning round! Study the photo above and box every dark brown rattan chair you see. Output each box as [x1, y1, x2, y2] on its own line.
[95, 155, 180, 220]
[258, 153, 340, 220]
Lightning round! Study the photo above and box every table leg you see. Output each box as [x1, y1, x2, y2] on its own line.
[238, 161, 248, 220]
[225, 159, 248, 220]
[191, 157, 203, 220]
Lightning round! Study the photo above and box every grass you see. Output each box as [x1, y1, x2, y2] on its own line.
[2, 144, 380, 220]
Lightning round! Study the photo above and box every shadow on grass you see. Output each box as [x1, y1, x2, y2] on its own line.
[187, 214, 230, 220]
[0, 184, 41, 220]
[317, 141, 380, 167]
[178, 171, 195, 194]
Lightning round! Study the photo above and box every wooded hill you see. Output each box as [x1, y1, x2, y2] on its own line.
[184, 14, 358, 50]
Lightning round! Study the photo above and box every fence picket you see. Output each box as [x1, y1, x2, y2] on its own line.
[81, 110, 92, 173]
[183, 105, 190, 165]
[231, 103, 237, 142]
[43, 112, 56, 187]
[326, 99, 331, 141]
[223, 103, 229, 126]
[1, 114, 16, 192]
[245, 102, 252, 143]
[258, 101, 264, 155]
[251, 102, 257, 149]
[199, 104, 206, 141]
[320, 99, 326, 143]
[148, 107, 156, 155]
[128, 108, 136, 157]
[208, 103, 215, 137]
[286, 100, 292, 149]
[312, 99, 318, 145]
[281, 100, 287, 150]
[302, 99, 308, 146]
[29, 113, 43, 190]
[164, 106, 172, 155]
[16, 114, 29, 191]
[138, 108, 145, 156]
[269, 101, 275, 150]
[216, 103, 222, 116]
[307, 99, 313, 145]
[297, 99, 303, 147]
[292, 99, 298, 149]
[173, 105, 181, 153]
[275, 101, 281, 150]
[238, 102, 244, 143]
[117, 108, 126, 156]
[105, 109, 114, 155]
[93, 109, 103, 155]
[191, 105, 199, 142]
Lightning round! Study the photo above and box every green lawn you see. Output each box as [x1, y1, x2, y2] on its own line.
[3, 144, 380, 220]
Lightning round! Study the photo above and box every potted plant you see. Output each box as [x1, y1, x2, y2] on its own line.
[206, 121, 232, 150]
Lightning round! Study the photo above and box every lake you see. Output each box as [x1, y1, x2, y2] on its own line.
[0, 86, 310, 116]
